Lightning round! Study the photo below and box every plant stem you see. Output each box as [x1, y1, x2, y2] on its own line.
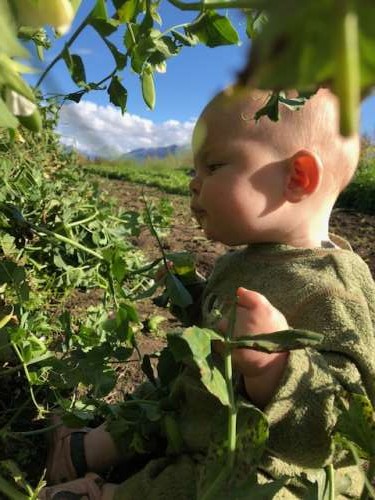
[326, 464, 335, 500]
[160, 23, 191, 37]
[127, 22, 137, 46]
[141, 194, 170, 272]
[31, 222, 103, 260]
[225, 301, 238, 469]
[0, 476, 29, 500]
[10, 342, 45, 418]
[66, 210, 99, 228]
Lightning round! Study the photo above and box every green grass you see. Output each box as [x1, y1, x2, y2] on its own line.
[84, 161, 191, 195]
[336, 160, 375, 214]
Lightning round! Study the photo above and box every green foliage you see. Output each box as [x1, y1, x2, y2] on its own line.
[0, 111, 181, 491]
[336, 157, 375, 214]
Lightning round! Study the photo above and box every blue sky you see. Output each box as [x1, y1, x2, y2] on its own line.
[26, 1, 375, 157]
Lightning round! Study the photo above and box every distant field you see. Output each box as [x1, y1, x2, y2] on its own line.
[84, 161, 191, 195]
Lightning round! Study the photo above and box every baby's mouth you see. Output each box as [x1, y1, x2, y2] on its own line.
[190, 206, 206, 226]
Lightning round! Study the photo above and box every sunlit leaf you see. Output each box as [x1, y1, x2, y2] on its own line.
[116, 0, 139, 22]
[168, 327, 229, 406]
[90, 0, 108, 20]
[186, 11, 240, 48]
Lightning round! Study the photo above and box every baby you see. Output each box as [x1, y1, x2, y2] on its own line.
[40, 86, 375, 499]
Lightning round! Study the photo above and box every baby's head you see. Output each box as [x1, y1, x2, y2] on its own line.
[190, 86, 360, 247]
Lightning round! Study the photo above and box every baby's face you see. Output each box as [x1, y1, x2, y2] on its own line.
[190, 98, 286, 246]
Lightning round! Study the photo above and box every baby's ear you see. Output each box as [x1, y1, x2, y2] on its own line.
[284, 150, 323, 203]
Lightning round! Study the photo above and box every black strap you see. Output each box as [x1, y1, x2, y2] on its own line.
[70, 432, 88, 478]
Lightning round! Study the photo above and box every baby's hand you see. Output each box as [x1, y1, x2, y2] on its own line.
[218, 287, 290, 407]
[154, 260, 173, 283]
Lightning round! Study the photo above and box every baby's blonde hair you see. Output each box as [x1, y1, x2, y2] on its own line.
[207, 86, 360, 196]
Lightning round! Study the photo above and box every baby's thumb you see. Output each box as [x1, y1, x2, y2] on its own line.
[236, 287, 269, 310]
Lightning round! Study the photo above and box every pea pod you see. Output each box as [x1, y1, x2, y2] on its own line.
[11, 0, 74, 35]
[5, 89, 42, 132]
[141, 65, 156, 110]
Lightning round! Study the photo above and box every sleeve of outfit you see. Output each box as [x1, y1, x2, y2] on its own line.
[265, 266, 375, 468]
[265, 283, 375, 469]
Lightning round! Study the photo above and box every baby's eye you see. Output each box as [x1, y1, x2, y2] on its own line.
[207, 162, 226, 172]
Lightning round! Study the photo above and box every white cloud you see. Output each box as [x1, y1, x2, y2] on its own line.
[57, 101, 195, 157]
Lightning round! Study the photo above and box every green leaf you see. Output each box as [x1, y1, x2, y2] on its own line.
[147, 315, 166, 333]
[90, 18, 120, 37]
[62, 47, 86, 86]
[243, 0, 375, 135]
[230, 328, 323, 352]
[0, 98, 19, 129]
[245, 11, 268, 39]
[108, 75, 128, 114]
[253, 91, 315, 123]
[117, 0, 139, 22]
[141, 65, 156, 109]
[186, 11, 240, 48]
[157, 347, 181, 387]
[141, 354, 156, 385]
[165, 273, 192, 308]
[334, 392, 375, 459]
[168, 327, 229, 406]
[90, 0, 108, 20]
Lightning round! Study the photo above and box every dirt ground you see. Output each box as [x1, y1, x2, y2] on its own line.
[93, 178, 375, 396]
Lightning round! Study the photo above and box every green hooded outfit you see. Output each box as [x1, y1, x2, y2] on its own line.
[110, 236, 375, 499]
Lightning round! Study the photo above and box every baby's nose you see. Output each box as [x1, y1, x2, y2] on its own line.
[189, 175, 201, 195]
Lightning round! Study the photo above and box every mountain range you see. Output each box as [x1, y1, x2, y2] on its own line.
[122, 144, 188, 160]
